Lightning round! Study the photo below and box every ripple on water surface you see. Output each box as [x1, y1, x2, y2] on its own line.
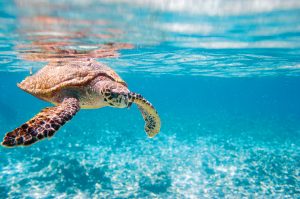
[0, 0, 300, 77]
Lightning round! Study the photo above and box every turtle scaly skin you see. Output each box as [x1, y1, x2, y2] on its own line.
[3, 98, 80, 146]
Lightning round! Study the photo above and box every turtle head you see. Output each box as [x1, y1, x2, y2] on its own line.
[103, 82, 132, 108]
[100, 81, 161, 137]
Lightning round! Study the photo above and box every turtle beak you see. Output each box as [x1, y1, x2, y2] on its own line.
[127, 101, 133, 108]
[126, 94, 133, 108]
[125, 93, 134, 108]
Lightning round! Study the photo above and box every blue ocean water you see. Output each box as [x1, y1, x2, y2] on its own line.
[1, 0, 300, 198]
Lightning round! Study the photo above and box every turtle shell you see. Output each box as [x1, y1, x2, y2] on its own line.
[18, 58, 126, 95]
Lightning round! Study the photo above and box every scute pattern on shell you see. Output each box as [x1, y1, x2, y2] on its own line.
[18, 58, 125, 95]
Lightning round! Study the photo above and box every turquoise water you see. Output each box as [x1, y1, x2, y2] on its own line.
[1, 0, 300, 198]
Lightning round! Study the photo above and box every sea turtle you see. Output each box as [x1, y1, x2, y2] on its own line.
[2, 58, 161, 147]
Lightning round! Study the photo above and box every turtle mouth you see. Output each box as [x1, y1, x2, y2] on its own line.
[123, 94, 132, 108]
[126, 92, 135, 108]
[127, 101, 133, 108]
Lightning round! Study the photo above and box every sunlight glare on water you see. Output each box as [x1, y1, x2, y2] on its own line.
[1, 0, 300, 77]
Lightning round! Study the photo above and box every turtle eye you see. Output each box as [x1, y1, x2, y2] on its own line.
[111, 92, 118, 98]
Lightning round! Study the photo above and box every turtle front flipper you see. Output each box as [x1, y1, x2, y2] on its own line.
[129, 92, 161, 138]
[2, 98, 80, 147]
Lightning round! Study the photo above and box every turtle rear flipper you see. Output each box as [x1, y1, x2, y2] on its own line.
[129, 92, 161, 138]
[2, 98, 80, 147]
